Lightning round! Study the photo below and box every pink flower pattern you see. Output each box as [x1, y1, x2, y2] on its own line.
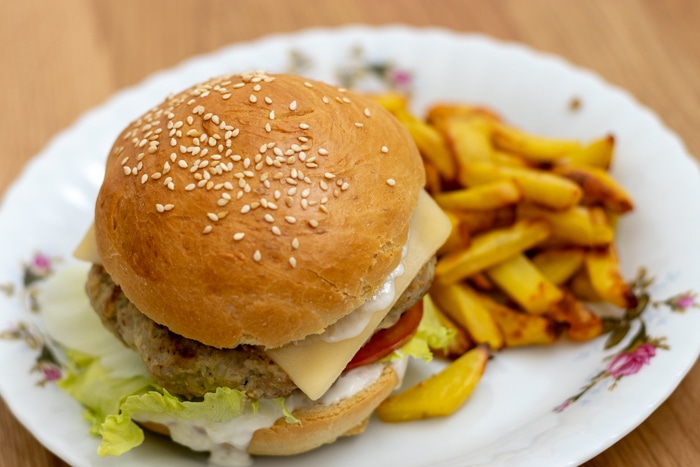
[607, 343, 656, 379]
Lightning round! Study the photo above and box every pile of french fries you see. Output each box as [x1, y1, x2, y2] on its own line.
[373, 93, 637, 422]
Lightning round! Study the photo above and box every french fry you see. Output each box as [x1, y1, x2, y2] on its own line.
[491, 121, 582, 163]
[433, 180, 522, 211]
[423, 160, 442, 195]
[453, 207, 515, 235]
[426, 104, 500, 128]
[437, 211, 470, 256]
[468, 272, 495, 292]
[478, 293, 559, 346]
[569, 268, 603, 303]
[376, 345, 489, 422]
[516, 203, 613, 246]
[459, 162, 582, 211]
[395, 111, 456, 180]
[560, 135, 614, 169]
[430, 281, 505, 350]
[485, 253, 564, 314]
[435, 219, 551, 284]
[552, 163, 634, 213]
[428, 297, 475, 359]
[530, 247, 586, 285]
[549, 291, 605, 341]
[585, 245, 638, 309]
[442, 115, 494, 166]
[369, 92, 409, 115]
[491, 149, 531, 167]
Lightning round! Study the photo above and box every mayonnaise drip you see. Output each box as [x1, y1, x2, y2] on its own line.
[311, 243, 408, 344]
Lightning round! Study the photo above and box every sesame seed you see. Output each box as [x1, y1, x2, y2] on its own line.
[141, 174, 149, 184]
[285, 216, 297, 224]
[249, 94, 257, 103]
[233, 232, 245, 241]
[233, 82, 245, 89]
[178, 160, 188, 168]
[322, 96, 330, 104]
[304, 81, 313, 88]
[299, 123, 310, 130]
[263, 213, 274, 223]
[381, 146, 389, 153]
[203, 225, 213, 234]
[253, 250, 262, 262]
[164, 204, 174, 211]
[341, 182, 350, 191]
[289, 101, 297, 111]
[364, 108, 372, 117]
[291, 238, 300, 249]
[240, 205, 250, 214]
[289, 257, 297, 268]
[308, 219, 319, 228]
[155, 204, 165, 213]
[342, 97, 352, 104]
[253, 84, 262, 92]
[207, 213, 219, 222]
[269, 110, 275, 120]
[387, 178, 396, 186]
[355, 122, 364, 127]
[271, 226, 281, 236]
[123, 166, 132, 175]
[264, 96, 272, 104]
[324, 172, 336, 179]
[318, 148, 328, 156]
[222, 93, 232, 99]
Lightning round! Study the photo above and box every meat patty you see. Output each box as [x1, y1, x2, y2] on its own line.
[86, 257, 435, 400]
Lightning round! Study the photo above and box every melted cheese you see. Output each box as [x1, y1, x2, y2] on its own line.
[73, 223, 101, 264]
[267, 190, 451, 400]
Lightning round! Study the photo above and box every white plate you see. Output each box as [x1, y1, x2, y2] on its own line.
[2, 25, 700, 467]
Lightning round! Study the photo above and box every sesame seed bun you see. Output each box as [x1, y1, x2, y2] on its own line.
[94, 72, 425, 349]
[138, 363, 399, 456]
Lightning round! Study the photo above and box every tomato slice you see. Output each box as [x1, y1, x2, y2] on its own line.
[345, 300, 424, 371]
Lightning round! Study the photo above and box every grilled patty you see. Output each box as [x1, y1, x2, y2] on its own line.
[86, 258, 435, 400]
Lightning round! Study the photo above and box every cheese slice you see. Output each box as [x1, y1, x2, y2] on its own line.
[266, 190, 452, 400]
[73, 223, 102, 264]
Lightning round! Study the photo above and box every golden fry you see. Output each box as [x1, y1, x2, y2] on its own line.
[585, 246, 638, 309]
[376, 345, 489, 422]
[430, 282, 505, 350]
[437, 211, 471, 256]
[549, 291, 605, 341]
[423, 160, 442, 195]
[434, 180, 522, 211]
[435, 219, 551, 284]
[459, 162, 582, 211]
[569, 268, 603, 303]
[442, 115, 494, 166]
[552, 163, 634, 213]
[530, 247, 586, 285]
[453, 207, 515, 235]
[479, 294, 559, 346]
[396, 111, 456, 180]
[491, 121, 582, 163]
[560, 135, 614, 169]
[368, 92, 409, 115]
[485, 253, 564, 314]
[517, 203, 613, 246]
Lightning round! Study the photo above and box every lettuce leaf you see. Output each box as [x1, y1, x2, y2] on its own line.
[387, 295, 456, 363]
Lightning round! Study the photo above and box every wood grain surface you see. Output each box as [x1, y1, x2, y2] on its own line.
[2, 1, 700, 466]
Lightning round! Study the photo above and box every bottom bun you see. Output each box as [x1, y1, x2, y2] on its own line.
[141, 364, 399, 457]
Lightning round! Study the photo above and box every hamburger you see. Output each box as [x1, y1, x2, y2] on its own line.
[68, 71, 452, 463]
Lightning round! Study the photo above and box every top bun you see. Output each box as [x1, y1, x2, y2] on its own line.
[94, 72, 424, 349]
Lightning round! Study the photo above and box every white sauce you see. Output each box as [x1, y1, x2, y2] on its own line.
[132, 359, 410, 467]
[314, 243, 408, 343]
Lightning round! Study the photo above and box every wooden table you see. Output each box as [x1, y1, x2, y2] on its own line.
[2, 1, 699, 465]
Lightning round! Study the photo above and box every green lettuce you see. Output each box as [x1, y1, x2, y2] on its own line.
[56, 296, 453, 458]
[385, 295, 456, 363]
